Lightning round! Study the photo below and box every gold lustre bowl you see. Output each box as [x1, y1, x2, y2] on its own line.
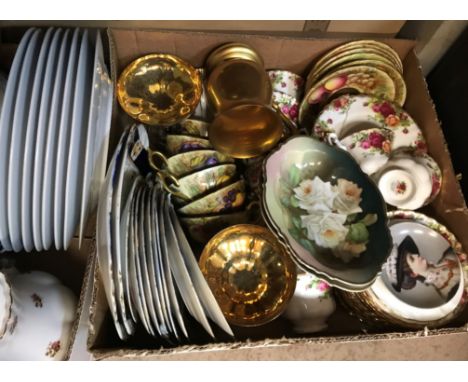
[117, 54, 202, 126]
[199, 224, 297, 327]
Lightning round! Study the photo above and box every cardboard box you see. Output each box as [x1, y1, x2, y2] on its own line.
[85, 29, 468, 360]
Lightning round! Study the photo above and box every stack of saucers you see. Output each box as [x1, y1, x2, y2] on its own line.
[312, 94, 442, 210]
[97, 124, 233, 342]
[339, 211, 467, 329]
[150, 119, 250, 244]
[299, 40, 405, 127]
[0, 27, 112, 253]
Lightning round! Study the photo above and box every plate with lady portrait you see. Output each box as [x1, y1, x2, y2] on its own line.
[262, 135, 392, 291]
[360, 211, 467, 328]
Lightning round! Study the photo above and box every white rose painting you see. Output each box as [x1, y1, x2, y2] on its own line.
[278, 168, 377, 262]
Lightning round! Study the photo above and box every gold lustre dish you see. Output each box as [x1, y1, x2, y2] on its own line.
[117, 54, 202, 126]
[199, 224, 297, 327]
[208, 104, 283, 159]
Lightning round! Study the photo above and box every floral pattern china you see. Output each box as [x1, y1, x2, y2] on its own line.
[262, 136, 392, 291]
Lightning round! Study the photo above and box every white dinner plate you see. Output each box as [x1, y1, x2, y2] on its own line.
[111, 126, 138, 337]
[20, 27, 54, 252]
[53, 28, 80, 250]
[63, 29, 93, 249]
[78, 30, 112, 246]
[169, 199, 234, 337]
[96, 129, 129, 341]
[28, 29, 63, 250]
[7, 29, 42, 252]
[163, 193, 214, 338]
[156, 189, 188, 341]
[0, 27, 35, 252]
[39, 29, 70, 250]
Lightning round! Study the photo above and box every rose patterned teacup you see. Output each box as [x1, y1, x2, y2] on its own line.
[177, 180, 246, 216]
[341, 128, 393, 175]
[413, 153, 442, 205]
[159, 164, 238, 201]
[149, 149, 234, 178]
[268, 70, 305, 100]
[373, 155, 433, 210]
[166, 134, 212, 156]
[283, 272, 336, 333]
[272, 91, 299, 123]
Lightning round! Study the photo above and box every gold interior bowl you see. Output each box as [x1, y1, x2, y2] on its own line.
[199, 224, 297, 327]
[208, 104, 283, 159]
[117, 54, 202, 126]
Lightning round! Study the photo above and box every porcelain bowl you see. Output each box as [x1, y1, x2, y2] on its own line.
[262, 135, 392, 291]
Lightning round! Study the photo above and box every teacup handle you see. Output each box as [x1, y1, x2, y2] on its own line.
[157, 172, 191, 202]
[148, 149, 169, 173]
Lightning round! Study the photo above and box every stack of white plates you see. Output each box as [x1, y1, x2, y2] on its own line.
[97, 124, 233, 342]
[0, 27, 112, 252]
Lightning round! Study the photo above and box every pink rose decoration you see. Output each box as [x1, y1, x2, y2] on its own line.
[360, 140, 371, 149]
[281, 105, 290, 115]
[368, 131, 385, 148]
[281, 81, 287, 88]
[372, 102, 395, 118]
[317, 280, 330, 292]
[289, 104, 298, 119]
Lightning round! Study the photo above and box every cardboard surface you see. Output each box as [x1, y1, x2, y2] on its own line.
[88, 28, 468, 360]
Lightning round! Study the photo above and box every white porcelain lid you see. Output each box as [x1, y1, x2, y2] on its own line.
[0, 271, 12, 337]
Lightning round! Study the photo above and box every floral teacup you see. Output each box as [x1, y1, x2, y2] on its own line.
[272, 91, 299, 123]
[413, 153, 442, 205]
[149, 149, 235, 178]
[159, 164, 238, 201]
[166, 134, 212, 156]
[268, 70, 304, 100]
[341, 128, 393, 175]
[167, 118, 209, 138]
[177, 180, 246, 216]
[374, 154, 434, 210]
[283, 272, 336, 333]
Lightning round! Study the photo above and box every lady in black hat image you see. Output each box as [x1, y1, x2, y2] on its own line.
[384, 235, 461, 302]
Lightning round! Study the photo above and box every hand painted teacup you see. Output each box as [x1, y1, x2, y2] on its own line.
[167, 119, 209, 138]
[166, 134, 212, 156]
[159, 164, 238, 201]
[268, 70, 305, 100]
[283, 272, 336, 333]
[341, 128, 393, 175]
[149, 149, 234, 178]
[373, 155, 432, 210]
[177, 180, 246, 216]
[413, 153, 442, 205]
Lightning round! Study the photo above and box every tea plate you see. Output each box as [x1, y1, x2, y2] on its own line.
[156, 191, 188, 341]
[120, 175, 143, 324]
[163, 193, 214, 338]
[53, 28, 80, 249]
[40, 29, 71, 250]
[169, 200, 233, 336]
[0, 27, 35, 252]
[20, 28, 54, 252]
[7, 29, 42, 252]
[96, 129, 128, 340]
[63, 29, 92, 249]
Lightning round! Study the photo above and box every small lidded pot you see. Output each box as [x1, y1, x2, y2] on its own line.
[206, 42, 272, 111]
[283, 272, 336, 333]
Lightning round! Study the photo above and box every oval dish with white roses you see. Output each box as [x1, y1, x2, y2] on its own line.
[262, 135, 392, 291]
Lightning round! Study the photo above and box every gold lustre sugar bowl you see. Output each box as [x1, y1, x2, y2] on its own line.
[117, 54, 202, 126]
[199, 224, 297, 327]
